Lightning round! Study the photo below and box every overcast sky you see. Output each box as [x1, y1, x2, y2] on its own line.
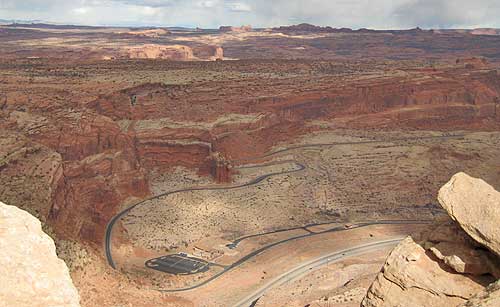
[1, 0, 500, 29]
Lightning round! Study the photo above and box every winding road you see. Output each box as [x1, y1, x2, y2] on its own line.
[104, 134, 463, 290]
[233, 238, 404, 307]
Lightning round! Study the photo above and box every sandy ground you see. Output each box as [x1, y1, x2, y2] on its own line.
[255, 248, 392, 307]
[102, 129, 500, 304]
[177, 223, 426, 306]
[117, 130, 500, 259]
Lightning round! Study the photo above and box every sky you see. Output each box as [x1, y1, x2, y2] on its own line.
[1, 0, 500, 29]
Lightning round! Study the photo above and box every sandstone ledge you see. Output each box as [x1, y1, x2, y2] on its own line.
[0, 201, 80, 307]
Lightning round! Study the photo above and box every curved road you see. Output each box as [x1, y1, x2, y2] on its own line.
[104, 134, 463, 282]
[233, 238, 404, 307]
[105, 160, 306, 269]
[156, 220, 428, 292]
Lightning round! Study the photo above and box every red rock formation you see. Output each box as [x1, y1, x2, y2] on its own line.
[50, 150, 149, 244]
[2, 108, 151, 244]
[31, 111, 133, 161]
[209, 152, 232, 183]
[194, 45, 224, 61]
[124, 44, 194, 60]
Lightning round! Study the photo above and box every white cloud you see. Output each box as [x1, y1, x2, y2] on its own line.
[226, 2, 251, 12]
[72, 7, 90, 15]
[1, 0, 500, 29]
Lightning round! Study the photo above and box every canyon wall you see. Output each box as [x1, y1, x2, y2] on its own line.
[2, 60, 499, 247]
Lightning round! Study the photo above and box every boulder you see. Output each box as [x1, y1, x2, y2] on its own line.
[362, 173, 500, 307]
[429, 242, 500, 277]
[0, 201, 80, 306]
[361, 237, 485, 307]
[438, 172, 500, 257]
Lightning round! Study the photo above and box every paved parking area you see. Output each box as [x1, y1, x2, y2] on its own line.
[146, 254, 210, 275]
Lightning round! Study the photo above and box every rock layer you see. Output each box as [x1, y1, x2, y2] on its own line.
[361, 237, 487, 307]
[0, 201, 80, 307]
[362, 173, 500, 307]
[438, 172, 500, 257]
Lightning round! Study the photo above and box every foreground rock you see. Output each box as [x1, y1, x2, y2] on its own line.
[0, 201, 80, 306]
[362, 173, 500, 307]
[438, 172, 500, 257]
[362, 237, 486, 307]
[460, 280, 500, 307]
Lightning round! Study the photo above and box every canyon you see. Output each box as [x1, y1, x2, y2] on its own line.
[0, 23, 499, 306]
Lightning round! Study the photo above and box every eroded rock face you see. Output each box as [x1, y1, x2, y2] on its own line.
[50, 150, 149, 243]
[125, 44, 194, 60]
[0, 201, 80, 307]
[460, 280, 500, 307]
[362, 173, 500, 307]
[438, 172, 500, 257]
[361, 237, 486, 307]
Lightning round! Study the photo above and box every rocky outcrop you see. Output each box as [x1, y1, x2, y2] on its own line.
[470, 28, 500, 36]
[50, 150, 149, 243]
[0, 201, 80, 306]
[438, 172, 500, 256]
[460, 280, 500, 306]
[362, 173, 500, 307]
[210, 152, 232, 183]
[274, 23, 340, 33]
[194, 45, 224, 61]
[1, 112, 150, 245]
[124, 44, 194, 60]
[125, 28, 170, 38]
[219, 25, 252, 32]
[362, 237, 485, 307]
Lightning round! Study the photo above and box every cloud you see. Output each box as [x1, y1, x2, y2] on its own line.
[1, 0, 500, 29]
[72, 7, 90, 15]
[226, 2, 251, 12]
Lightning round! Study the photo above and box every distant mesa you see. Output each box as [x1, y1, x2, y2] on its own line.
[125, 28, 170, 38]
[274, 23, 430, 35]
[194, 45, 224, 61]
[219, 25, 252, 32]
[120, 44, 224, 61]
[470, 28, 500, 36]
[275, 23, 342, 33]
[124, 44, 194, 60]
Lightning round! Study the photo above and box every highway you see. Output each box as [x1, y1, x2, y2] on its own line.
[104, 134, 463, 284]
[233, 238, 404, 307]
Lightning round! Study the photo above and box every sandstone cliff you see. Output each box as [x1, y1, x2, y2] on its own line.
[362, 173, 500, 307]
[0, 201, 80, 307]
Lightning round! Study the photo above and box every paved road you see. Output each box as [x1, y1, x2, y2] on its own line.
[156, 221, 428, 292]
[105, 160, 305, 269]
[233, 238, 404, 307]
[104, 134, 463, 274]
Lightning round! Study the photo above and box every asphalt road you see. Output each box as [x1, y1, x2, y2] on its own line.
[233, 238, 404, 307]
[156, 220, 428, 292]
[104, 134, 463, 279]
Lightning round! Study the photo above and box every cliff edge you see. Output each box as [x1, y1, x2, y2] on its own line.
[0, 201, 80, 307]
[362, 173, 500, 307]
